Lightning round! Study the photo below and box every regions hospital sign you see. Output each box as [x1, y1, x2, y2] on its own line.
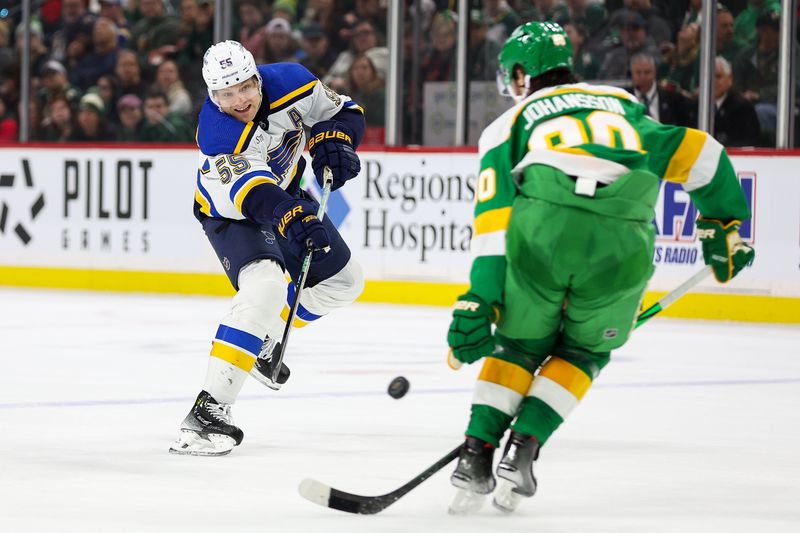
[0, 147, 797, 322]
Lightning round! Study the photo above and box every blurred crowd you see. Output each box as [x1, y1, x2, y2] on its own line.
[0, 0, 797, 147]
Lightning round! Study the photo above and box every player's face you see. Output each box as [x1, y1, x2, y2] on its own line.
[216, 77, 261, 123]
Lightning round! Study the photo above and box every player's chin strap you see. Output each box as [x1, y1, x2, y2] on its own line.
[269, 166, 334, 383]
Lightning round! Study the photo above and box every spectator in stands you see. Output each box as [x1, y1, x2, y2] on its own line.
[556, 0, 608, 36]
[598, 9, 661, 80]
[114, 49, 146, 98]
[733, 0, 780, 49]
[262, 17, 304, 64]
[37, 60, 82, 110]
[717, 5, 744, 63]
[629, 53, 693, 126]
[528, 0, 569, 23]
[49, 0, 97, 65]
[139, 90, 194, 143]
[325, 19, 388, 92]
[272, 0, 298, 25]
[115, 94, 144, 141]
[610, 0, 672, 47]
[0, 95, 18, 142]
[178, 0, 199, 35]
[94, 74, 121, 125]
[348, 53, 385, 130]
[129, 0, 183, 73]
[564, 21, 600, 80]
[420, 11, 458, 82]
[15, 20, 50, 81]
[70, 17, 120, 91]
[0, 20, 14, 75]
[482, 0, 521, 45]
[238, 0, 269, 62]
[177, 0, 214, 81]
[154, 59, 193, 115]
[667, 21, 700, 94]
[678, 0, 702, 30]
[343, 0, 388, 37]
[40, 95, 75, 142]
[301, 0, 349, 52]
[300, 22, 338, 79]
[70, 92, 114, 142]
[733, 9, 792, 144]
[98, 0, 132, 44]
[714, 56, 761, 147]
[468, 9, 502, 81]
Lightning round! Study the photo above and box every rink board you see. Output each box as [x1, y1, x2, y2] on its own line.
[0, 145, 798, 323]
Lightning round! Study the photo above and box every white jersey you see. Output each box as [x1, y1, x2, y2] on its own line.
[194, 63, 363, 220]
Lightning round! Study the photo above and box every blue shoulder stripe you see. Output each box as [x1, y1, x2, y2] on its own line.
[197, 98, 252, 156]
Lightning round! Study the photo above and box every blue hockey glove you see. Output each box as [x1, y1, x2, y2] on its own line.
[696, 217, 755, 283]
[308, 122, 360, 191]
[447, 293, 500, 365]
[274, 198, 330, 258]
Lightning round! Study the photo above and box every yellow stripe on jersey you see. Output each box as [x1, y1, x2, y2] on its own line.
[195, 188, 211, 216]
[554, 146, 594, 157]
[348, 104, 365, 114]
[210, 341, 256, 372]
[537, 357, 592, 400]
[233, 176, 277, 214]
[478, 357, 534, 396]
[540, 85, 637, 102]
[663, 128, 707, 184]
[234, 121, 255, 154]
[270, 80, 318, 110]
[474, 207, 512, 235]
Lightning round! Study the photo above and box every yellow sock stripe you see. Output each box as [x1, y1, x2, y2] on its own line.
[477, 357, 534, 396]
[663, 128, 706, 184]
[537, 357, 592, 400]
[210, 341, 256, 372]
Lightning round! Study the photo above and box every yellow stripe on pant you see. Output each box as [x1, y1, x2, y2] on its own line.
[472, 357, 534, 417]
[210, 341, 257, 372]
[527, 357, 592, 419]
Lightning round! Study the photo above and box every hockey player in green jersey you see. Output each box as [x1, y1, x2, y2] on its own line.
[446, 22, 755, 514]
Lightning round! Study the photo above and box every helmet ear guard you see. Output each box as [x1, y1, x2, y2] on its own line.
[202, 40, 262, 109]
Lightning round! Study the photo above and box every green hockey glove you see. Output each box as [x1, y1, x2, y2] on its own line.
[696, 217, 755, 283]
[447, 293, 500, 365]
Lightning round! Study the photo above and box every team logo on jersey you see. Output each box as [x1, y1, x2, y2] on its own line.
[267, 129, 303, 182]
[0, 159, 44, 246]
[321, 83, 342, 106]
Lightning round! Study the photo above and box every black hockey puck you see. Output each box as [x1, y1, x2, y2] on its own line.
[387, 376, 410, 399]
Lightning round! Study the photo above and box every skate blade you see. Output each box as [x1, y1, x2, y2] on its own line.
[492, 479, 523, 513]
[168, 430, 236, 456]
[448, 488, 487, 515]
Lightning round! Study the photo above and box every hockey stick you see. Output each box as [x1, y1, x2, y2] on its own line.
[271, 167, 334, 383]
[298, 266, 715, 515]
[299, 445, 462, 514]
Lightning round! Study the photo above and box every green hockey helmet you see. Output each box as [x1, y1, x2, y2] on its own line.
[497, 22, 573, 101]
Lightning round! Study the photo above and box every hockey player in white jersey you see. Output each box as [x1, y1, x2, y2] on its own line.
[170, 41, 365, 456]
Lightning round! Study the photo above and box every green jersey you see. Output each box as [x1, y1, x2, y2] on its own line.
[470, 82, 751, 306]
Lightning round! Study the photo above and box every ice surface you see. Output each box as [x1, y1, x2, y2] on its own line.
[0, 288, 798, 533]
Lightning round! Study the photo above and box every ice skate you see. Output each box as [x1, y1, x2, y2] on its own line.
[492, 431, 540, 513]
[249, 336, 291, 390]
[169, 391, 244, 456]
[448, 436, 496, 515]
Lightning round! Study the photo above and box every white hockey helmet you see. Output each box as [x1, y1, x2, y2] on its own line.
[202, 40, 262, 107]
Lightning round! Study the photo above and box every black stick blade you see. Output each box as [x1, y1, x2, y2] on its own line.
[298, 445, 462, 515]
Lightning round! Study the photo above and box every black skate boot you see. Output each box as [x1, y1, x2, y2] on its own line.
[448, 436, 496, 515]
[493, 431, 540, 513]
[169, 391, 244, 456]
[249, 335, 291, 390]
